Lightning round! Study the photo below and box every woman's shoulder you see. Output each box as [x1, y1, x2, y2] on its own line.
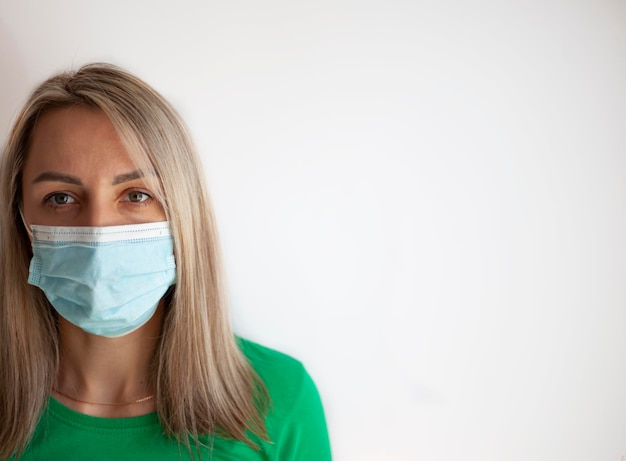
[236, 336, 314, 407]
[237, 337, 306, 380]
[235, 337, 332, 460]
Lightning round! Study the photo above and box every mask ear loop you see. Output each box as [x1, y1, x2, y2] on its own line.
[18, 206, 34, 241]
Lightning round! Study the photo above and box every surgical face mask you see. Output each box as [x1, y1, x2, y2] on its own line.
[27, 221, 176, 337]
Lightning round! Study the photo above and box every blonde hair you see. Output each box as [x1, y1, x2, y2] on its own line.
[0, 63, 268, 458]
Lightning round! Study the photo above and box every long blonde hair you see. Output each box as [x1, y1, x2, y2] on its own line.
[0, 63, 267, 458]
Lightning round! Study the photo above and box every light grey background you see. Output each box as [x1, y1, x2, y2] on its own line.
[2, 1, 626, 460]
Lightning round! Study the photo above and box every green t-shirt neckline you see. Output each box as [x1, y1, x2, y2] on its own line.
[47, 396, 160, 429]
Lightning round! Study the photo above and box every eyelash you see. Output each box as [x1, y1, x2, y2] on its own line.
[121, 190, 153, 204]
[44, 192, 77, 207]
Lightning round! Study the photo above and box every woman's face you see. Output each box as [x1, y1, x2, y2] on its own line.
[21, 106, 166, 228]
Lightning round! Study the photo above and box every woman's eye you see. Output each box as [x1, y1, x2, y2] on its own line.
[124, 191, 152, 203]
[45, 193, 76, 206]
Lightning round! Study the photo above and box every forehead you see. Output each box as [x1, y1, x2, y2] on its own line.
[24, 105, 137, 175]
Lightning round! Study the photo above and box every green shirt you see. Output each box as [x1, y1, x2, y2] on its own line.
[14, 339, 332, 460]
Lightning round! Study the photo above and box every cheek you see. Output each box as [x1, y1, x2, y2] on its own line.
[19, 196, 36, 227]
[13, 208, 34, 256]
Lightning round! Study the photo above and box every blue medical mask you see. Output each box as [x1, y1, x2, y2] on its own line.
[27, 221, 176, 338]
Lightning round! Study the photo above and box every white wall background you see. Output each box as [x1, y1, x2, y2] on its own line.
[2, 1, 626, 460]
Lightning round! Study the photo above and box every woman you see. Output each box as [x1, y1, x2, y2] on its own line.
[0, 63, 331, 460]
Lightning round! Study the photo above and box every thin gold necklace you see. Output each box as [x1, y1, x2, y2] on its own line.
[53, 388, 154, 406]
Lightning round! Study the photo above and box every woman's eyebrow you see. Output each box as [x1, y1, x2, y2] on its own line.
[33, 172, 82, 185]
[112, 170, 145, 185]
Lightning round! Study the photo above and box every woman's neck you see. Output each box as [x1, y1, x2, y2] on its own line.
[54, 304, 163, 418]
